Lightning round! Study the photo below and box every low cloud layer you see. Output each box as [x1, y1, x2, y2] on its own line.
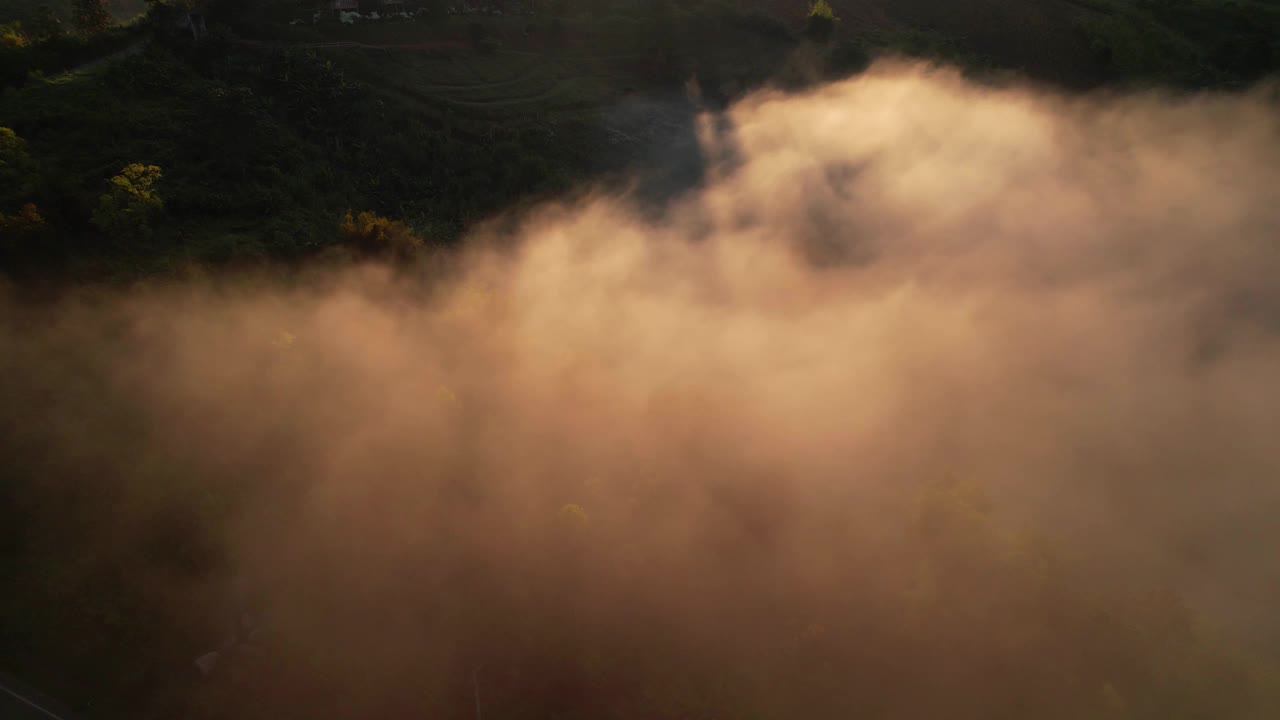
[3, 62, 1280, 719]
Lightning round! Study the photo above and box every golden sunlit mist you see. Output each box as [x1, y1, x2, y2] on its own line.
[3, 61, 1280, 719]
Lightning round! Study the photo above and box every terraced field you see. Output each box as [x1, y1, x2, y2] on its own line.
[299, 13, 797, 172]
[324, 47, 623, 146]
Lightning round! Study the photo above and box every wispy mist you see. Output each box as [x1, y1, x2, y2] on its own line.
[3, 62, 1280, 719]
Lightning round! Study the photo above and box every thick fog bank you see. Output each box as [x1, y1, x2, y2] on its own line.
[3, 62, 1280, 719]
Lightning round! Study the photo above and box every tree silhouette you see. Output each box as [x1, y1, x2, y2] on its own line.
[804, 0, 838, 44]
[73, 0, 113, 35]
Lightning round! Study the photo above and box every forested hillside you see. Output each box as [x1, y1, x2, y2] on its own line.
[1, 0, 149, 23]
[2, 0, 1276, 279]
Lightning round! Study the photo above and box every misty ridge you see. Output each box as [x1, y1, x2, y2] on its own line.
[4, 61, 1280, 719]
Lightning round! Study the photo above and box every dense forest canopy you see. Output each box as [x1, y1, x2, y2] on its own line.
[1, 0, 1277, 277]
[0, 0, 149, 23]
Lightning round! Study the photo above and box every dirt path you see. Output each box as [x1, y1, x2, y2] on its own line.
[385, 72, 583, 110]
[437, 77, 576, 107]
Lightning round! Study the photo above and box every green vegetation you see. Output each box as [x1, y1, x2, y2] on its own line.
[0, 0, 801, 278]
[804, 0, 838, 44]
[1, 21, 32, 48]
[0, 203, 48, 246]
[0, 0, 149, 24]
[0, 126, 34, 188]
[814, 0, 1278, 88]
[0, 0, 1273, 276]
[72, 0, 114, 35]
[0, 19, 142, 88]
[1071, 0, 1280, 86]
[91, 162, 164, 239]
[0, 39, 611, 275]
[338, 209, 424, 261]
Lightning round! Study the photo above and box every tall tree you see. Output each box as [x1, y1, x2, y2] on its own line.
[804, 0, 838, 44]
[72, 0, 112, 34]
[31, 4, 66, 40]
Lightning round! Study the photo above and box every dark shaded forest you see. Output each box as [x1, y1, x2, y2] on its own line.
[2, 0, 1276, 278]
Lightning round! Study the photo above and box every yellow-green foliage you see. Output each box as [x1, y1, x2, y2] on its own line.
[338, 210, 424, 261]
[92, 163, 163, 238]
[0, 22, 29, 48]
[0, 202, 45, 242]
[805, 0, 838, 43]
[807, 0, 837, 22]
[435, 384, 460, 408]
[557, 503, 590, 530]
[0, 127, 31, 182]
[0, 127, 37, 205]
[271, 330, 298, 351]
